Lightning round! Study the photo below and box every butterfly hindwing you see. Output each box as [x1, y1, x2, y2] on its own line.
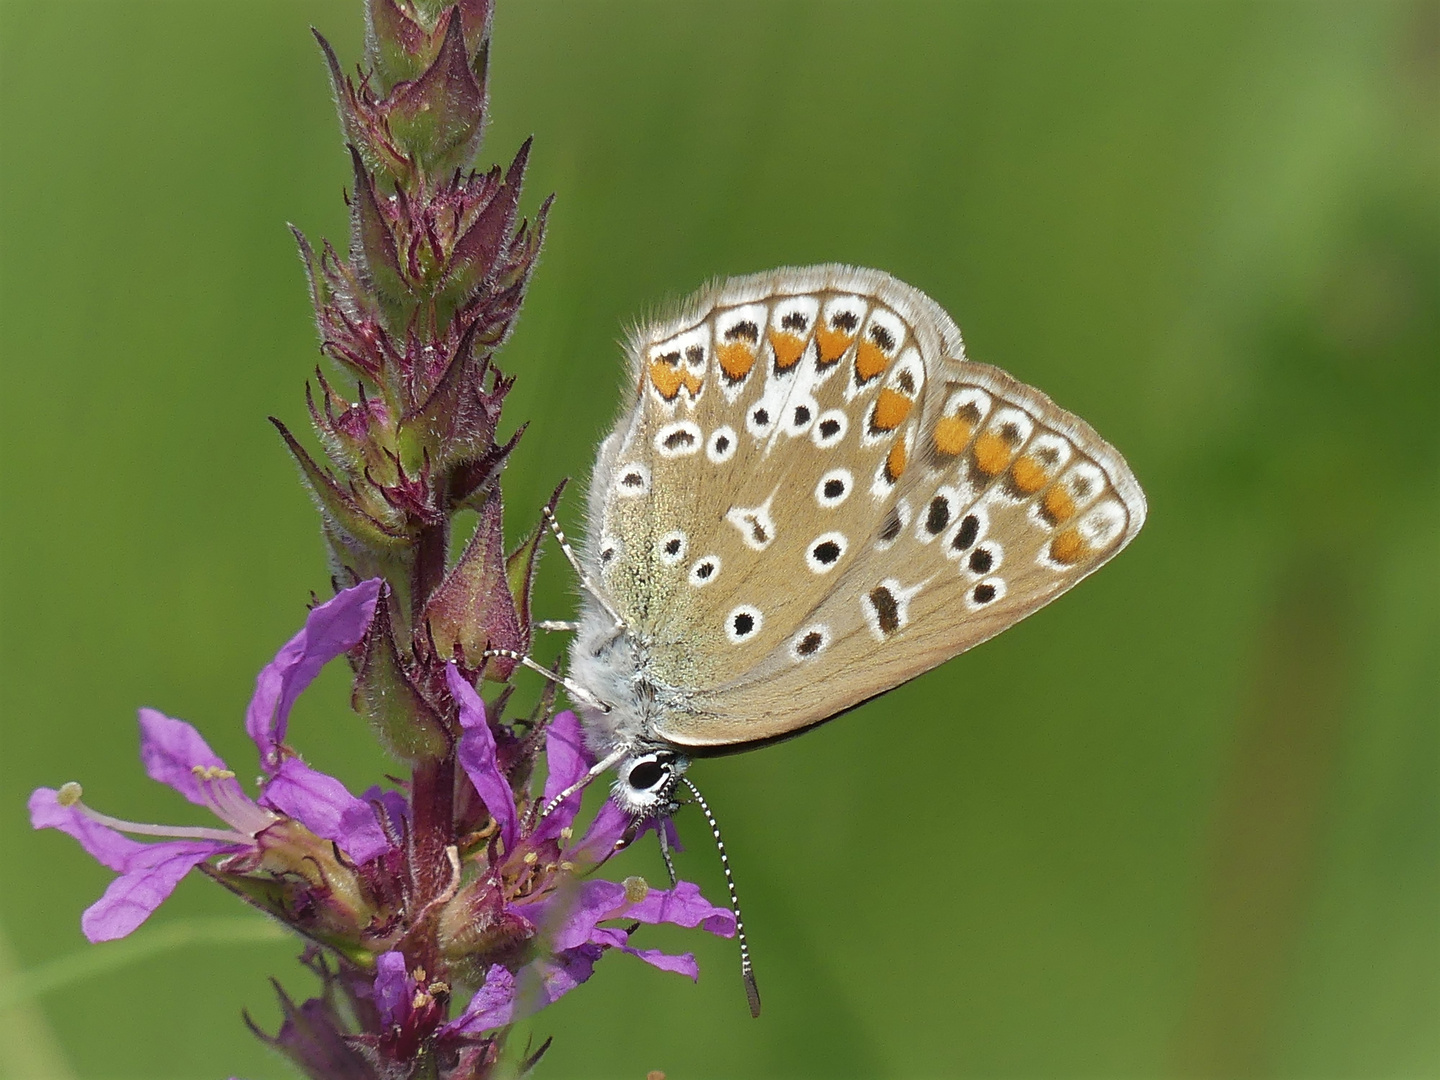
[584, 266, 1145, 751]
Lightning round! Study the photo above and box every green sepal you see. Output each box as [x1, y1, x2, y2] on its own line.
[200, 868, 377, 967]
[290, 225, 332, 321]
[450, 422, 521, 508]
[314, 31, 415, 189]
[387, 12, 485, 177]
[347, 146, 410, 308]
[272, 417, 412, 552]
[352, 590, 451, 762]
[364, 0, 435, 91]
[398, 319, 500, 471]
[435, 139, 527, 312]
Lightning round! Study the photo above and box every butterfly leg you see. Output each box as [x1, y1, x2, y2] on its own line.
[481, 647, 612, 714]
[542, 505, 627, 630]
[656, 820, 679, 887]
[535, 620, 579, 632]
[538, 745, 629, 821]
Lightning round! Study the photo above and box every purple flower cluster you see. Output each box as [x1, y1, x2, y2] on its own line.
[32, 580, 734, 1072]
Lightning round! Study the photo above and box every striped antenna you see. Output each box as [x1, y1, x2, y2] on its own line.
[682, 777, 761, 1018]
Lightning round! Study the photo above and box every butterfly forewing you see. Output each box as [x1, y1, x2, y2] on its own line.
[584, 266, 1145, 750]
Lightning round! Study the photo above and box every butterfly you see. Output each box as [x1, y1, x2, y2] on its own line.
[500, 265, 1146, 1014]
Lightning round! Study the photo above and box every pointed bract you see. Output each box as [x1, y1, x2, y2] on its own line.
[315, 31, 413, 186]
[421, 491, 522, 673]
[438, 139, 529, 307]
[388, 11, 485, 176]
[365, 0, 433, 90]
[273, 418, 412, 553]
[348, 146, 408, 306]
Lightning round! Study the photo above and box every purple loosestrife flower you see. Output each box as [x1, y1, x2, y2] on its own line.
[437, 669, 736, 1004]
[30, 580, 396, 943]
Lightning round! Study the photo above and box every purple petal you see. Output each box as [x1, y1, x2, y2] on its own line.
[542, 711, 589, 800]
[530, 945, 600, 1008]
[447, 665, 517, 852]
[627, 880, 736, 937]
[82, 840, 233, 942]
[262, 758, 392, 863]
[30, 787, 147, 872]
[567, 798, 629, 863]
[619, 945, 700, 979]
[589, 925, 629, 949]
[137, 708, 243, 808]
[549, 879, 627, 951]
[442, 965, 516, 1036]
[534, 711, 589, 841]
[246, 579, 382, 769]
[372, 951, 412, 1030]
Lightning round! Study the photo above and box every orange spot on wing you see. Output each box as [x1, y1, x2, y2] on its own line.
[932, 415, 973, 456]
[682, 371, 703, 396]
[815, 325, 854, 366]
[1049, 528, 1087, 564]
[715, 342, 755, 382]
[649, 360, 684, 400]
[1010, 455, 1048, 494]
[855, 341, 888, 382]
[972, 432, 1011, 476]
[768, 331, 807, 370]
[885, 439, 908, 483]
[871, 389, 913, 432]
[1043, 486, 1076, 525]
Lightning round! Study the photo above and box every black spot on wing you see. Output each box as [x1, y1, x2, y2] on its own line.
[868, 586, 901, 636]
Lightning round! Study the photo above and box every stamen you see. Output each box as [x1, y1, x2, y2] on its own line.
[622, 875, 649, 904]
[188, 767, 276, 837]
[70, 799, 251, 846]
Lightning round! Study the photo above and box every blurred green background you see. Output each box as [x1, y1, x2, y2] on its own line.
[2, 1, 1436, 1078]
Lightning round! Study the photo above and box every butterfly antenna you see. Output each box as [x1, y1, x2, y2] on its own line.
[681, 777, 761, 1018]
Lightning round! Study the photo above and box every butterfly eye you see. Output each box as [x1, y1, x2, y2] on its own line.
[628, 760, 667, 790]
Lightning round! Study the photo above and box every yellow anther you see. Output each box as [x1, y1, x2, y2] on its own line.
[558, 860, 576, 872]
[622, 875, 650, 904]
[412, 989, 430, 1009]
[190, 765, 237, 781]
[559, 826, 573, 841]
[523, 851, 539, 865]
[57, 782, 83, 806]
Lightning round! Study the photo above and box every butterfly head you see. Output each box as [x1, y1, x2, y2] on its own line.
[612, 748, 691, 818]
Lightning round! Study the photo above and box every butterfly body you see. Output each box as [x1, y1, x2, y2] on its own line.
[565, 265, 1146, 815]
